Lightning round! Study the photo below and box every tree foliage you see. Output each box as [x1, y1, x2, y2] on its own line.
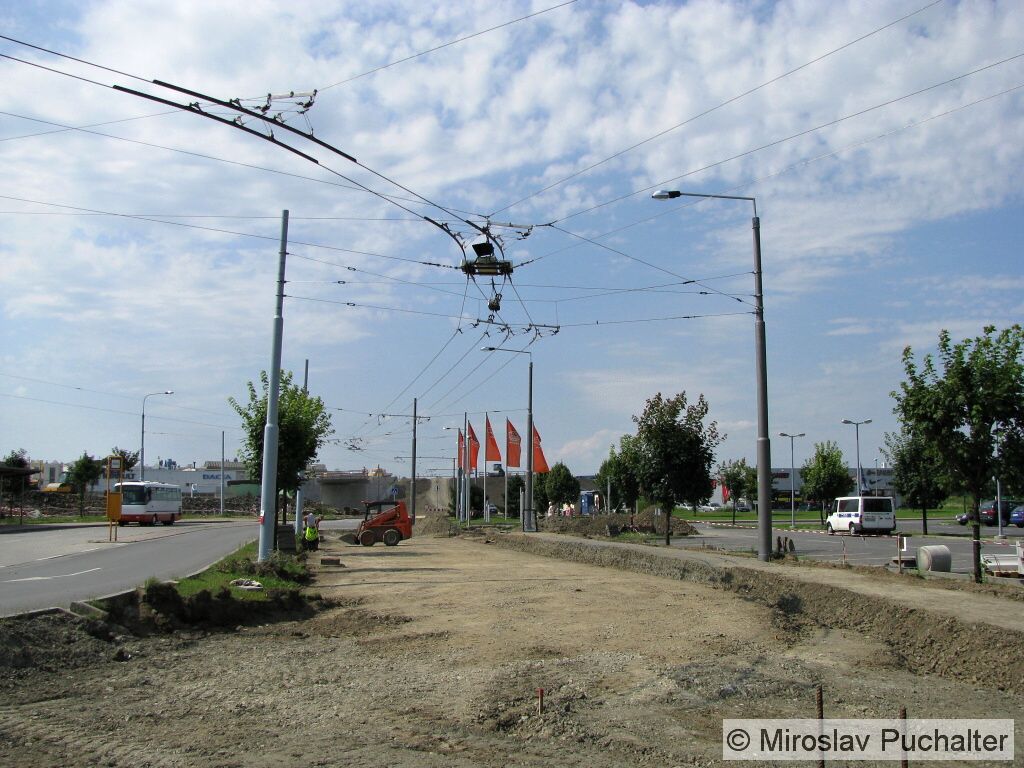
[718, 457, 757, 523]
[544, 462, 580, 506]
[229, 370, 334, 499]
[67, 452, 103, 515]
[1, 449, 30, 496]
[532, 473, 549, 516]
[110, 446, 139, 472]
[629, 391, 721, 545]
[800, 441, 853, 521]
[894, 325, 1024, 580]
[505, 474, 524, 517]
[596, 439, 640, 512]
[882, 428, 948, 535]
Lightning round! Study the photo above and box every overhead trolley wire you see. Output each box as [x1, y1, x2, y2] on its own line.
[489, 0, 944, 216]
[318, 0, 580, 91]
[0, 194, 453, 269]
[0, 108, 480, 216]
[0, 39, 497, 239]
[552, 51, 1024, 225]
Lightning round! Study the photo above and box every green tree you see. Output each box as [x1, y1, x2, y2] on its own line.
[629, 391, 721, 546]
[532, 473, 549, 517]
[596, 440, 640, 513]
[801, 441, 853, 523]
[505, 474, 524, 517]
[894, 325, 1024, 582]
[1, 449, 31, 502]
[882, 428, 948, 535]
[229, 370, 334, 524]
[718, 457, 757, 524]
[66, 452, 103, 516]
[109, 446, 139, 473]
[544, 462, 580, 506]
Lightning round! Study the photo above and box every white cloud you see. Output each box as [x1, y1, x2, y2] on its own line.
[0, 0, 1021, 473]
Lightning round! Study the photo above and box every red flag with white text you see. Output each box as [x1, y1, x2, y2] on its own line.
[506, 420, 521, 468]
[457, 429, 466, 471]
[532, 426, 550, 474]
[468, 423, 480, 472]
[485, 416, 502, 462]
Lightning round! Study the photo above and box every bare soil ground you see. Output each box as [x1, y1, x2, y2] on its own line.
[1, 528, 1021, 768]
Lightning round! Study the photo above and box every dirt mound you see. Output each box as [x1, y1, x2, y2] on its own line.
[417, 509, 459, 536]
[0, 612, 122, 679]
[492, 535, 1022, 693]
[538, 509, 698, 537]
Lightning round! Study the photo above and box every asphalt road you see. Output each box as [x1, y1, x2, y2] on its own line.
[682, 521, 1023, 574]
[0, 521, 258, 617]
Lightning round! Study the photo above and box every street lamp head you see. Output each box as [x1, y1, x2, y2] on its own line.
[164, 390, 174, 395]
[841, 419, 853, 424]
[651, 189, 681, 200]
[481, 346, 496, 351]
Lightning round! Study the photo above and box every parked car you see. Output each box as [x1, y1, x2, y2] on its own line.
[955, 511, 970, 525]
[978, 499, 1020, 525]
[1010, 505, 1024, 528]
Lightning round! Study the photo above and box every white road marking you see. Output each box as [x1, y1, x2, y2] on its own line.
[35, 548, 100, 561]
[3, 567, 101, 583]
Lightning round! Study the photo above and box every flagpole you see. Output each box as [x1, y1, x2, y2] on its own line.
[483, 412, 489, 523]
[463, 412, 469, 523]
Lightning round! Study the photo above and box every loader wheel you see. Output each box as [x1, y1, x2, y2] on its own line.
[359, 530, 376, 547]
[383, 529, 401, 547]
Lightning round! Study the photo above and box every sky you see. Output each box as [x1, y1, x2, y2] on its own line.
[1, 0, 1022, 479]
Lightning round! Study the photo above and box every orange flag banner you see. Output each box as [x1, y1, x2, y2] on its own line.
[468, 423, 480, 472]
[485, 416, 502, 462]
[457, 429, 466, 471]
[532, 425, 550, 474]
[506, 420, 521, 468]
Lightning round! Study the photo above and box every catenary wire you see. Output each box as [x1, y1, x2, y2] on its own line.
[319, 0, 579, 90]
[0, 194, 455, 269]
[516, 79, 1024, 272]
[553, 51, 1024, 224]
[489, 0, 944, 216]
[0, 108, 480, 216]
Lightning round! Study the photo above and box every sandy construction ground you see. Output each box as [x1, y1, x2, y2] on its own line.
[1, 530, 1021, 767]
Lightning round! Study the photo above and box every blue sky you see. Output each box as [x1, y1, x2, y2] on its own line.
[1, 0, 1022, 477]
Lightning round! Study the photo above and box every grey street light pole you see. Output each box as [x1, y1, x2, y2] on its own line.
[652, 189, 772, 561]
[443, 426, 464, 520]
[483, 347, 535, 532]
[140, 390, 174, 480]
[841, 418, 872, 494]
[779, 432, 805, 528]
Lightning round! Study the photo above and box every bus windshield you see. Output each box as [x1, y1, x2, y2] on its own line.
[121, 486, 148, 505]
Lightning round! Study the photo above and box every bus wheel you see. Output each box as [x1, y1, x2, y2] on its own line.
[162, 518, 174, 526]
[151, 515, 158, 526]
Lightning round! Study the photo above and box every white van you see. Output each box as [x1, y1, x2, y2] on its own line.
[825, 496, 896, 535]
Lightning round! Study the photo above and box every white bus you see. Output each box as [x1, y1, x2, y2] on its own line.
[114, 481, 183, 526]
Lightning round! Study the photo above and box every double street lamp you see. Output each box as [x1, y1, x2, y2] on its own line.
[482, 346, 535, 532]
[652, 189, 772, 561]
[841, 418, 872, 494]
[140, 390, 174, 480]
[779, 432, 805, 528]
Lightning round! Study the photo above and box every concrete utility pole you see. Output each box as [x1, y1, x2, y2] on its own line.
[411, 398, 417, 526]
[257, 209, 289, 563]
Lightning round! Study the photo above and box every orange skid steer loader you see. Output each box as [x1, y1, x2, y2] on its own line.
[340, 499, 413, 547]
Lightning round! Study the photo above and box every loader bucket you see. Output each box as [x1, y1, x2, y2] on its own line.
[339, 532, 358, 545]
